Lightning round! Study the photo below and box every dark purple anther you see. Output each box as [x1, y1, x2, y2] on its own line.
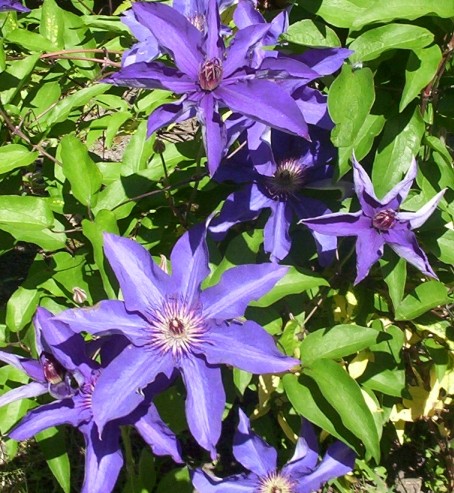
[199, 58, 223, 91]
[40, 352, 65, 385]
[373, 209, 396, 231]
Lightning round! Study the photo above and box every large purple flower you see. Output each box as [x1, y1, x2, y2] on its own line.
[53, 223, 298, 458]
[2, 308, 182, 493]
[104, 0, 315, 174]
[192, 409, 356, 492]
[210, 128, 340, 264]
[0, 0, 29, 12]
[302, 156, 446, 284]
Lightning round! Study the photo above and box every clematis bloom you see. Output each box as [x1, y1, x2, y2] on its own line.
[302, 156, 445, 284]
[54, 223, 299, 458]
[0, 0, 29, 12]
[192, 408, 356, 492]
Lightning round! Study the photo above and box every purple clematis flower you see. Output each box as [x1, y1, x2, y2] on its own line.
[192, 409, 356, 492]
[104, 0, 314, 175]
[0, 0, 29, 12]
[3, 308, 182, 493]
[210, 128, 340, 264]
[302, 156, 446, 284]
[53, 223, 298, 458]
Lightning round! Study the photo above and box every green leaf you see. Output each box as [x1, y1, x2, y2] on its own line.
[6, 287, 40, 332]
[122, 120, 155, 176]
[0, 54, 40, 104]
[351, 0, 454, 29]
[35, 427, 71, 493]
[349, 24, 434, 63]
[250, 266, 329, 308]
[282, 19, 341, 47]
[40, 0, 65, 49]
[380, 253, 407, 308]
[426, 228, 454, 265]
[156, 466, 192, 493]
[5, 29, 55, 52]
[60, 135, 103, 207]
[372, 106, 425, 197]
[400, 45, 442, 112]
[300, 0, 371, 29]
[305, 359, 381, 461]
[300, 324, 386, 366]
[395, 280, 449, 320]
[233, 368, 253, 396]
[137, 449, 156, 493]
[0, 195, 54, 230]
[0, 144, 38, 175]
[329, 66, 375, 150]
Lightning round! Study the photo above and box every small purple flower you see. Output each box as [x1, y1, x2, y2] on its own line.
[1, 308, 182, 493]
[192, 409, 356, 492]
[104, 0, 314, 174]
[211, 128, 341, 264]
[0, 0, 29, 12]
[54, 223, 298, 458]
[302, 156, 446, 284]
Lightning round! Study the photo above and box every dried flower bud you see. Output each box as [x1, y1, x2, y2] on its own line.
[72, 287, 88, 304]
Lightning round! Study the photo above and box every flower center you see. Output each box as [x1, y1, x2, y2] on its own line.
[372, 209, 396, 231]
[150, 297, 206, 357]
[257, 471, 295, 493]
[40, 352, 65, 385]
[199, 58, 223, 91]
[79, 373, 99, 411]
[188, 13, 206, 31]
[265, 159, 305, 199]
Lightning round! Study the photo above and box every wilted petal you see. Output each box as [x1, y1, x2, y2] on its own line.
[263, 201, 293, 262]
[191, 469, 257, 492]
[201, 264, 288, 320]
[384, 226, 436, 278]
[397, 189, 446, 229]
[294, 441, 355, 493]
[170, 222, 210, 303]
[0, 382, 47, 408]
[354, 228, 385, 284]
[10, 400, 87, 440]
[234, 409, 277, 476]
[133, 403, 183, 463]
[202, 320, 299, 374]
[180, 355, 225, 458]
[302, 211, 371, 237]
[104, 233, 168, 314]
[132, 1, 203, 78]
[217, 80, 309, 140]
[80, 422, 123, 493]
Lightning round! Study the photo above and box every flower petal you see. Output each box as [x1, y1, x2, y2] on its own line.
[234, 408, 277, 476]
[263, 201, 293, 261]
[204, 0, 223, 59]
[202, 320, 299, 373]
[180, 355, 225, 458]
[351, 155, 381, 215]
[80, 422, 123, 493]
[191, 469, 257, 492]
[299, 48, 352, 76]
[132, 1, 203, 78]
[381, 157, 417, 208]
[397, 189, 446, 229]
[354, 228, 385, 284]
[0, 382, 47, 408]
[302, 211, 371, 237]
[0, 350, 44, 382]
[103, 233, 168, 314]
[284, 420, 319, 474]
[201, 264, 288, 320]
[148, 99, 197, 137]
[217, 80, 309, 139]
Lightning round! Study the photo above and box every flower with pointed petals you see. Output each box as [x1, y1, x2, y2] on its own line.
[3, 308, 182, 493]
[211, 128, 342, 264]
[103, 0, 313, 175]
[302, 156, 446, 284]
[192, 409, 356, 492]
[53, 223, 298, 458]
[0, 0, 29, 12]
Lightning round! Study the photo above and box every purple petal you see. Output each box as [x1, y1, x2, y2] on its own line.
[351, 155, 381, 215]
[354, 228, 385, 284]
[9, 400, 87, 440]
[204, 0, 223, 59]
[0, 1, 30, 13]
[201, 264, 288, 320]
[294, 441, 355, 493]
[397, 189, 445, 229]
[197, 93, 227, 175]
[133, 403, 183, 463]
[0, 382, 47, 408]
[0, 350, 44, 382]
[293, 87, 332, 128]
[259, 57, 320, 82]
[217, 80, 309, 139]
[148, 99, 197, 136]
[132, 2, 203, 78]
[234, 408, 277, 476]
[233, 0, 264, 29]
[381, 157, 417, 208]
[302, 211, 371, 237]
[263, 201, 293, 262]
[54, 301, 149, 346]
[299, 48, 352, 76]
[191, 469, 257, 492]
[202, 320, 299, 373]
[91, 345, 174, 432]
[80, 422, 123, 493]
[103, 61, 196, 93]
[180, 355, 225, 458]
[384, 226, 436, 278]
[103, 233, 168, 315]
[284, 420, 319, 474]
